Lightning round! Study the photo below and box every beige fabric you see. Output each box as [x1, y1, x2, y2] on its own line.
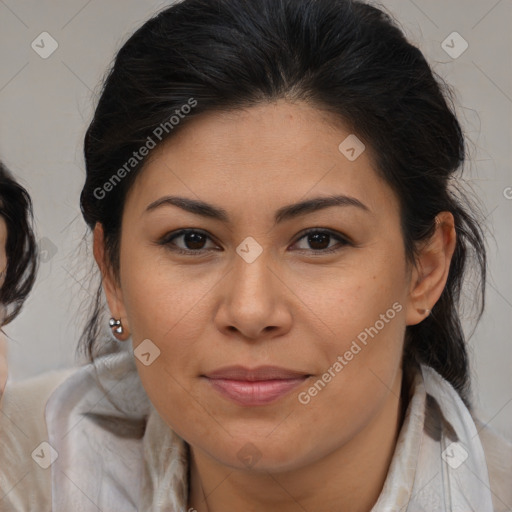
[0, 369, 74, 511]
[1, 365, 511, 511]
[475, 418, 512, 512]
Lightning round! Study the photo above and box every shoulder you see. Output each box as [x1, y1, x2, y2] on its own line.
[1, 368, 74, 421]
[474, 418, 512, 512]
[0, 368, 76, 511]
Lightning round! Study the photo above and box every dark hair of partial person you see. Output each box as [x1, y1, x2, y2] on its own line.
[0, 161, 38, 325]
[79, 0, 487, 407]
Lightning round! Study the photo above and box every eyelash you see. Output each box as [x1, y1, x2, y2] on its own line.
[158, 228, 351, 256]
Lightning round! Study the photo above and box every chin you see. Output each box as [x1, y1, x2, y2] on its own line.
[201, 434, 312, 474]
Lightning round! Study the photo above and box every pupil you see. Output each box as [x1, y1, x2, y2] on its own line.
[185, 232, 206, 249]
[309, 233, 329, 250]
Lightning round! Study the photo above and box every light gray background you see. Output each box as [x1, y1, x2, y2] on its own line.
[0, 1, 511, 437]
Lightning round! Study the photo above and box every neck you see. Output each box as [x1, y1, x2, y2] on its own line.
[188, 371, 405, 512]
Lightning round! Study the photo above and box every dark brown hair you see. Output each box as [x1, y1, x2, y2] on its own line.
[0, 161, 38, 325]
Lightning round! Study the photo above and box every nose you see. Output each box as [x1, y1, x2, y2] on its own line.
[213, 250, 293, 341]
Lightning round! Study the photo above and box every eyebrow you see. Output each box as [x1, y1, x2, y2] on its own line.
[145, 194, 370, 224]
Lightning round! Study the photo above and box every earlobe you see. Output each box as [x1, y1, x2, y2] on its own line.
[405, 212, 456, 326]
[93, 223, 131, 340]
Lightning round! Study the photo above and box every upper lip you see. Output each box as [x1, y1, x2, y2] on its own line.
[204, 365, 310, 381]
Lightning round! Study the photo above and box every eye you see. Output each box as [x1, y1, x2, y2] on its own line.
[159, 229, 220, 255]
[158, 228, 351, 256]
[291, 229, 350, 254]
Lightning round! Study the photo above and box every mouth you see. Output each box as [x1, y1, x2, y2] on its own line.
[202, 365, 311, 406]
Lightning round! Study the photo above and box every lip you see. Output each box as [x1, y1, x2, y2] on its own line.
[205, 365, 309, 381]
[203, 366, 310, 406]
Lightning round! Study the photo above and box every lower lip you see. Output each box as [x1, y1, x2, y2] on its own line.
[205, 377, 309, 406]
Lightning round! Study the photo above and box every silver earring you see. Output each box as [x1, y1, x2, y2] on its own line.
[109, 317, 124, 335]
[419, 308, 431, 316]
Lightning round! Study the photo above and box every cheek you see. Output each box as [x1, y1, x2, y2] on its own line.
[296, 243, 408, 349]
[292, 272, 407, 455]
[120, 241, 219, 341]
[119, 250, 225, 416]
[293, 245, 408, 413]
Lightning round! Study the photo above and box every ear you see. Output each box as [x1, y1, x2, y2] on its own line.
[93, 223, 131, 340]
[405, 212, 456, 326]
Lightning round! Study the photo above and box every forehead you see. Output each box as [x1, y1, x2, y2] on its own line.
[126, 101, 398, 219]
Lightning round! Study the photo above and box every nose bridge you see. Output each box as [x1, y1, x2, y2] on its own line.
[230, 245, 275, 303]
[215, 242, 292, 339]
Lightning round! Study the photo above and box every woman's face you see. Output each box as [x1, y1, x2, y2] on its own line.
[99, 100, 441, 473]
